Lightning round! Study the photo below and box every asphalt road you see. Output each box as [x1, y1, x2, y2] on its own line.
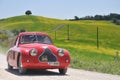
[0, 53, 120, 80]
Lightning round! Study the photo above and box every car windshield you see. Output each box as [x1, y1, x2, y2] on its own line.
[20, 34, 52, 44]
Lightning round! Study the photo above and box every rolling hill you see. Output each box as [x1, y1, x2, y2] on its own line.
[0, 15, 120, 75]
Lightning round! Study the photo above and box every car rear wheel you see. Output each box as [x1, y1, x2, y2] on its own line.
[8, 63, 13, 70]
[59, 68, 67, 74]
[18, 56, 27, 74]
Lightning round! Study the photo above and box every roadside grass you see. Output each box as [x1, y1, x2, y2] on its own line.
[0, 46, 8, 54]
[54, 40, 120, 75]
[0, 15, 120, 75]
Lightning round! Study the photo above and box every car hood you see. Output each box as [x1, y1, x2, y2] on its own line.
[19, 43, 58, 51]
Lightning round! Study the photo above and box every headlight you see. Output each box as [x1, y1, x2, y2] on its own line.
[58, 49, 64, 56]
[30, 48, 38, 56]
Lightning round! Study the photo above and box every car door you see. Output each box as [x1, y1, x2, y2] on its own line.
[8, 37, 20, 67]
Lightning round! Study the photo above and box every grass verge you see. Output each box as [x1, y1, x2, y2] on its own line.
[54, 40, 120, 75]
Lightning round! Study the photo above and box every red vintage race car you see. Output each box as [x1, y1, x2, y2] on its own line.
[6, 32, 70, 74]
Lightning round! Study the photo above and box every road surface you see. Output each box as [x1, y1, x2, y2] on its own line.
[0, 53, 120, 80]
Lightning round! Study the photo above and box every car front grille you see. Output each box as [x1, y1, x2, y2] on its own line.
[39, 48, 57, 62]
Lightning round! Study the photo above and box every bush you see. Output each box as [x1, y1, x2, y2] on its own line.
[0, 32, 9, 47]
[112, 18, 120, 25]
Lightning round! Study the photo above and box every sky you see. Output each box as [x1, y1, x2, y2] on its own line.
[0, 0, 120, 19]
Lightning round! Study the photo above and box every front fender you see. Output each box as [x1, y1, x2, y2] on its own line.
[17, 48, 30, 67]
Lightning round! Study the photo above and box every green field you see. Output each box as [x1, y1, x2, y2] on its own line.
[0, 15, 120, 75]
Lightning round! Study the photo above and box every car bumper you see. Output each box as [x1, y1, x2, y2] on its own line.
[22, 57, 70, 69]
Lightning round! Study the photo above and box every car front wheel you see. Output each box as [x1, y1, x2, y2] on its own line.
[59, 68, 67, 74]
[18, 56, 27, 74]
[8, 63, 13, 70]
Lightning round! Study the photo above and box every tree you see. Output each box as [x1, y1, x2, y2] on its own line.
[74, 16, 79, 20]
[94, 15, 103, 20]
[25, 10, 32, 15]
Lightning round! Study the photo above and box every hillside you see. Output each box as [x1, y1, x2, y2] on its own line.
[0, 15, 120, 75]
[0, 15, 120, 51]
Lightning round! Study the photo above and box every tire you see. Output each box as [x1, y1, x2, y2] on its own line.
[59, 68, 67, 75]
[8, 63, 13, 70]
[18, 56, 26, 74]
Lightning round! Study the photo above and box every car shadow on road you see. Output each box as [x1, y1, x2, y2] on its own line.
[5, 68, 68, 76]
